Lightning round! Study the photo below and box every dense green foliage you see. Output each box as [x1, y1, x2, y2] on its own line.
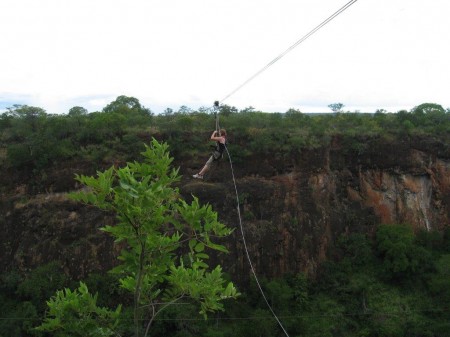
[1, 97, 449, 181]
[133, 225, 450, 337]
[0, 262, 73, 337]
[2, 226, 448, 336]
[35, 282, 122, 337]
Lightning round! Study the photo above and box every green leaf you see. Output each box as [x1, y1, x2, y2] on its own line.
[195, 242, 205, 253]
[193, 260, 209, 269]
[189, 239, 197, 251]
[207, 242, 229, 253]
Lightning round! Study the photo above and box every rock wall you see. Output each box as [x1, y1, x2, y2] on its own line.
[180, 135, 450, 280]
[1, 135, 449, 281]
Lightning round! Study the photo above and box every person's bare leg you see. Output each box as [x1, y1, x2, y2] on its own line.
[198, 165, 209, 176]
[193, 156, 213, 179]
[193, 165, 208, 179]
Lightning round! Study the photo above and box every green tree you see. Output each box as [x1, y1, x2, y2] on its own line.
[218, 104, 238, 116]
[285, 108, 302, 115]
[16, 261, 68, 312]
[303, 294, 347, 337]
[411, 103, 445, 115]
[328, 103, 345, 113]
[285, 108, 307, 127]
[0, 111, 13, 132]
[428, 254, 450, 304]
[163, 107, 174, 115]
[376, 224, 433, 282]
[38, 139, 238, 337]
[365, 286, 417, 337]
[5, 105, 47, 135]
[103, 95, 151, 115]
[177, 105, 192, 114]
[240, 106, 256, 113]
[68, 106, 88, 116]
[5, 104, 46, 120]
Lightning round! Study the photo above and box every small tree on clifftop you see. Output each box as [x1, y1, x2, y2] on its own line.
[37, 139, 239, 337]
[328, 103, 345, 112]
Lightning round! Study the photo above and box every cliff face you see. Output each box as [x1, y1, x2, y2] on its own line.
[1, 135, 449, 280]
[182, 136, 450, 280]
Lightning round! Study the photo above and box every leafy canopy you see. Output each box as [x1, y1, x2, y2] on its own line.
[35, 282, 122, 337]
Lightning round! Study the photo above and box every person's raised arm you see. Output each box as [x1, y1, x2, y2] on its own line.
[210, 130, 221, 141]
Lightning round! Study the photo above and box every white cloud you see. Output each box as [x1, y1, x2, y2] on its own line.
[1, 0, 449, 114]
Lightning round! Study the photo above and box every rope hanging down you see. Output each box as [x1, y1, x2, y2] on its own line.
[212, 87, 292, 334]
[214, 102, 290, 336]
[224, 145, 291, 337]
[219, 0, 360, 104]
[214, 100, 221, 135]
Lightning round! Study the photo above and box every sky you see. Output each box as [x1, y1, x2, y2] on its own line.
[0, 0, 449, 114]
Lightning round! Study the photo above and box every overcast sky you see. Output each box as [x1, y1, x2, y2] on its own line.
[1, 0, 449, 114]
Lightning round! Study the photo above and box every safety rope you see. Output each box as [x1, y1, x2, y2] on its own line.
[214, 101, 221, 135]
[223, 144, 291, 337]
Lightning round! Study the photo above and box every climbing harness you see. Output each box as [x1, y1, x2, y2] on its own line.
[212, 142, 225, 161]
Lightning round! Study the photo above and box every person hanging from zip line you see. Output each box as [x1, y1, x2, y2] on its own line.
[193, 128, 227, 179]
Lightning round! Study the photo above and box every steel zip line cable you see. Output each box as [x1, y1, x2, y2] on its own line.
[219, 0, 360, 104]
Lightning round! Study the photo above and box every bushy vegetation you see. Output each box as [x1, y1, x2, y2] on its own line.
[2, 226, 449, 336]
[1, 97, 449, 181]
